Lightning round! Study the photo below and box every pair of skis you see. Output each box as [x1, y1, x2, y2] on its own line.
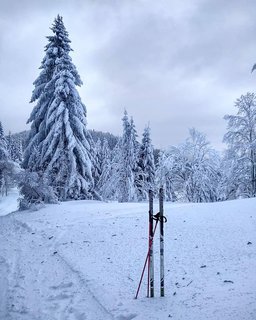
[135, 187, 166, 299]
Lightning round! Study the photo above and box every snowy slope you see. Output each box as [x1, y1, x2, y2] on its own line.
[0, 196, 255, 320]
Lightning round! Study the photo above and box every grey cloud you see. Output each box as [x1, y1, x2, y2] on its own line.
[0, 0, 256, 150]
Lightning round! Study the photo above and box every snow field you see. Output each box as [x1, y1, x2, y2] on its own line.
[0, 188, 19, 217]
[0, 197, 256, 319]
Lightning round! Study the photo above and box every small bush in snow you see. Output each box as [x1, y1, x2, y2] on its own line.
[18, 170, 58, 210]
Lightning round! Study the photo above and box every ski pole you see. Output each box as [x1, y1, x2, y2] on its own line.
[147, 216, 151, 298]
[159, 187, 165, 297]
[148, 189, 154, 298]
[135, 219, 159, 299]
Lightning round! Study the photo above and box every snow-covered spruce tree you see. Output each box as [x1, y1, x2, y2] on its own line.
[0, 121, 8, 195]
[100, 138, 122, 200]
[101, 111, 138, 202]
[93, 138, 102, 190]
[130, 117, 140, 156]
[0, 122, 16, 196]
[137, 125, 155, 200]
[23, 15, 95, 201]
[0, 122, 8, 162]
[117, 111, 139, 202]
[223, 92, 256, 198]
[129, 117, 142, 198]
[6, 132, 14, 160]
[97, 138, 112, 199]
[7, 132, 23, 163]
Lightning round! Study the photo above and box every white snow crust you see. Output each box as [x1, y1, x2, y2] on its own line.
[0, 195, 255, 319]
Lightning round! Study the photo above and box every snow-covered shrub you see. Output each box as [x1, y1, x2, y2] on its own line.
[18, 170, 58, 210]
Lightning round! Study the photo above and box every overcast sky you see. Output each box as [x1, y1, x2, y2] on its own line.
[1, 0, 256, 150]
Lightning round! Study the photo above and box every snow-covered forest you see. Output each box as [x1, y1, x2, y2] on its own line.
[0, 15, 255, 206]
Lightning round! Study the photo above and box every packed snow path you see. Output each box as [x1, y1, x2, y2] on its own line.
[0, 198, 256, 319]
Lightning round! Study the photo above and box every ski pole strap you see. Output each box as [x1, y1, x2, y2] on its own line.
[153, 212, 167, 223]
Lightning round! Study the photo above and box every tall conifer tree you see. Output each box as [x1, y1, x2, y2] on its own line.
[23, 15, 94, 200]
[137, 125, 155, 199]
[100, 111, 138, 202]
[117, 111, 138, 202]
[97, 138, 111, 198]
[0, 122, 11, 196]
[0, 122, 8, 162]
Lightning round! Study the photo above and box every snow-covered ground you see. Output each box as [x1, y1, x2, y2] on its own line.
[0, 194, 255, 320]
[0, 188, 19, 216]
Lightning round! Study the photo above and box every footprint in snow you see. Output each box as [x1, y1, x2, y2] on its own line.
[47, 293, 73, 301]
[116, 313, 137, 320]
[50, 282, 73, 290]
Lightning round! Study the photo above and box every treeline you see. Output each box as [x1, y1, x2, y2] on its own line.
[0, 15, 255, 207]
[1, 90, 255, 204]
